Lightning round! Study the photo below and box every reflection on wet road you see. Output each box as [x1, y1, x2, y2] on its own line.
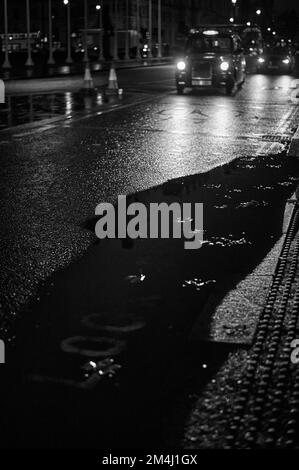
[2, 152, 299, 448]
[0, 92, 124, 130]
[1, 63, 299, 449]
[1, 71, 299, 333]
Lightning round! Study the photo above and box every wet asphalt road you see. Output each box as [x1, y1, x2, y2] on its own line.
[1, 64, 299, 449]
[1, 65, 299, 337]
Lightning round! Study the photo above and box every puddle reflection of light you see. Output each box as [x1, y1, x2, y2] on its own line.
[152, 100, 198, 174]
[170, 102, 192, 134]
[65, 92, 72, 114]
[212, 101, 234, 134]
[59, 65, 71, 74]
[97, 94, 103, 105]
[249, 75, 268, 101]
[253, 74, 293, 100]
[278, 75, 293, 90]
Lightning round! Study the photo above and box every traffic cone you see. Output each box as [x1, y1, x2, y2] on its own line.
[106, 62, 119, 94]
[80, 63, 96, 94]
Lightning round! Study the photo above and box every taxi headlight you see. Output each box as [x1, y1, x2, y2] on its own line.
[258, 57, 265, 63]
[177, 61, 186, 71]
[220, 61, 229, 71]
[282, 58, 290, 64]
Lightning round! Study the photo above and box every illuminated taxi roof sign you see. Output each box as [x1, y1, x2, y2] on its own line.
[203, 30, 219, 36]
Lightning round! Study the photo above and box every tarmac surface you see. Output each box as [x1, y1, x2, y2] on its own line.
[1, 64, 299, 448]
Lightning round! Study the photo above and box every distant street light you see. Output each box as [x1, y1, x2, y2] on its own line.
[3, 0, 11, 68]
[229, 17, 234, 23]
[25, 0, 34, 67]
[256, 9, 261, 15]
[246, 21, 251, 27]
[148, 0, 152, 59]
[157, 0, 162, 58]
[96, 4, 104, 61]
[267, 27, 271, 32]
[83, 0, 88, 63]
[125, 0, 129, 60]
[273, 31, 276, 36]
[113, 0, 118, 60]
[136, 0, 141, 60]
[63, 0, 72, 64]
[232, 0, 237, 22]
[48, 0, 55, 65]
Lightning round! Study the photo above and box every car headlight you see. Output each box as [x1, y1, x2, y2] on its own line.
[177, 61, 186, 71]
[282, 58, 290, 64]
[220, 61, 229, 71]
[258, 57, 265, 63]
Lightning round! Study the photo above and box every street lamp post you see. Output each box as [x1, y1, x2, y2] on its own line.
[232, 0, 237, 22]
[25, 0, 34, 67]
[157, 0, 162, 58]
[48, 0, 55, 65]
[136, 0, 141, 60]
[125, 0, 129, 60]
[3, 0, 11, 69]
[256, 9, 262, 27]
[113, 0, 118, 60]
[148, 0, 152, 58]
[64, 0, 73, 64]
[96, 5, 104, 61]
[83, 0, 88, 63]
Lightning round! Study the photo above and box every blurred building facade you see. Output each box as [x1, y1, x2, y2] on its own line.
[0, 0, 233, 56]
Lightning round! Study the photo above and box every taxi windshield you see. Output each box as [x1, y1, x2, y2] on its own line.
[186, 35, 232, 54]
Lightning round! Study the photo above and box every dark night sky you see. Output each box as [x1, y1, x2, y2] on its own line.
[275, 0, 299, 13]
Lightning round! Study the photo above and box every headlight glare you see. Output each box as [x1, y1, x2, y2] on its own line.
[258, 57, 265, 63]
[220, 61, 229, 71]
[177, 61, 186, 71]
[283, 58, 290, 64]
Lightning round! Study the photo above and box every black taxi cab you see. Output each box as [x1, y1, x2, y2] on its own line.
[175, 26, 246, 95]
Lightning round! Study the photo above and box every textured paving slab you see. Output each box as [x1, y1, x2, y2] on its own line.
[190, 274, 273, 345]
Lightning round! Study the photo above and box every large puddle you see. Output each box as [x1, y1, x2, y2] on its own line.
[1, 153, 299, 448]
